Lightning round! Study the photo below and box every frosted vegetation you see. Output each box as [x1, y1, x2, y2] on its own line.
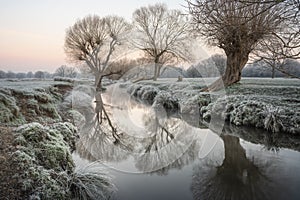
[1, 77, 299, 198]
[13, 122, 77, 199]
[124, 78, 300, 134]
[0, 80, 69, 125]
[0, 79, 115, 199]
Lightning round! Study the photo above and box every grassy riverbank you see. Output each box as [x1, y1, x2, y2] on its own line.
[124, 78, 300, 135]
[0, 79, 114, 199]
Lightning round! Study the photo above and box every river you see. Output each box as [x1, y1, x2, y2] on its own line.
[73, 85, 300, 200]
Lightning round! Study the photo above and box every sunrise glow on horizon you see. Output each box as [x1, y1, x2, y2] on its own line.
[0, 0, 212, 73]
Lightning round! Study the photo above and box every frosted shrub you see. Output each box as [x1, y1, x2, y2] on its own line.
[13, 122, 78, 199]
[201, 95, 300, 134]
[201, 96, 236, 121]
[182, 94, 211, 115]
[152, 91, 180, 115]
[14, 122, 77, 171]
[127, 84, 160, 104]
[138, 85, 160, 104]
[201, 96, 266, 127]
[49, 122, 78, 151]
[230, 100, 266, 128]
[127, 84, 142, 97]
[0, 85, 65, 125]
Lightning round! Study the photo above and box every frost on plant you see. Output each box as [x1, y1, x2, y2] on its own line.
[264, 106, 283, 133]
[70, 163, 116, 200]
[0, 84, 65, 125]
[127, 84, 143, 97]
[127, 84, 160, 104]
[152, 91, 180, 116]
[138, 85, 160, 104]
[12, 122, 78, 199]
[202, 95, 299, 134]
[0, 89, 25, 124]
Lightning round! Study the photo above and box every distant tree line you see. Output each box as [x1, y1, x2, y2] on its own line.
[0, 70, 50, 79]
[185, 55, 300, 79]
[242, 59, 300, 78]
[0, 65, 78, 79]
[2, 57, 299, 80]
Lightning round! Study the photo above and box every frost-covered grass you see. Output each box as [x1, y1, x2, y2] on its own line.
[201, 78, 300, 134]
[70, 162, 116, 200]
[123, 78, 300, 135]
[11, 119, 114, 199]
[127, 84, 180, 115]
[0, 88, 25, 124]
[0, 79, 115, 199]
[0, 80, 73, 125]
[0, 79, 72, 92]
[13, 122, 77, 199]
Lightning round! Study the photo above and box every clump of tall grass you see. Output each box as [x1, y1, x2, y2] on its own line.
[70, 161, 116, 200]
[264, 106, 283, 133]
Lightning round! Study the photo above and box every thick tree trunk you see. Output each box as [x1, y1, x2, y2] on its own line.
[203, 51, 249, 91]
[153, 56, 162, 81]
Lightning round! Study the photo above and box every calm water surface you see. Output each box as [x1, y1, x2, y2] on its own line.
[73, 86, 300, 200]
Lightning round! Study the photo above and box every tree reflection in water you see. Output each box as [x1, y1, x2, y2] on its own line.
[76, 100, 204, 173]
[191, 134, 274, 200]
[72, 85, 300, 199]
[134, 109, 202, 174]
[75, 89, 135, 163]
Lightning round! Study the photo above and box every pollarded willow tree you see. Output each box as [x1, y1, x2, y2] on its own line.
[65, 15, 131, 90]
[132, 3, 193, 81]
[65, 15, 131, 133]
[187, 0, 298, 91]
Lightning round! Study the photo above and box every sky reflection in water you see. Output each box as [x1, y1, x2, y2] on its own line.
[73, 86, 300, 200]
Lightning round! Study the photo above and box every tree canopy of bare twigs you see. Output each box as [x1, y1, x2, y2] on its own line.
[64, 15, 131, 89]
[65, 15, 131, 132]
[132, 3, 193, 81]
[54, 65, 77, 78]
[187, 0, 299, 91]
[249, 0, 300, 76]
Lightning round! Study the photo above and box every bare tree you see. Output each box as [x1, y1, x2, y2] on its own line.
[132, 3, 193, 81]
[253, 42, 290, 78]
[54, 65, 77, 78]
[65, 15, 131, 129]
[26, 71, 33, 78]
[65, 15, 131, 89]
[187, 0, 297, 91]
[248, 0, 300, 77]
[105, 58, 139, 80]
[34, 71, 45, 79]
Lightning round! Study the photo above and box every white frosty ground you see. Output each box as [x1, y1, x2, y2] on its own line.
[123, 78, 300, 134]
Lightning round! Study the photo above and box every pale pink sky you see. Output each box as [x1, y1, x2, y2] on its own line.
[0, 0, 214, 73]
